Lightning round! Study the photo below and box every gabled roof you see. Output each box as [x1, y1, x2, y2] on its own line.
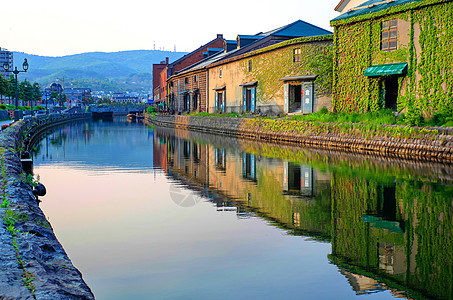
[169, 50, 236, 79]
[258, 19, 332, 37]
[166, 20, 332, 79]
[168, 34, 224, 67]
[331, 0, 426, 23]
[229, 20, 332, 59]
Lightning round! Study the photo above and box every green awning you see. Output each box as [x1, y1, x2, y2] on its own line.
[362, 215, 404, 233]
[364, 63, 408, 77]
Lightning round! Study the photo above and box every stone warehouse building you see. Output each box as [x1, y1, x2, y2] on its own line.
[166, 50, 231, 113]
[331, 0, 453, 116]
[208, 34, 333, 115]
[164, 20, 332, 115]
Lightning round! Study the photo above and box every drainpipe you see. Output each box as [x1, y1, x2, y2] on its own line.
[206, 70, 209, 113]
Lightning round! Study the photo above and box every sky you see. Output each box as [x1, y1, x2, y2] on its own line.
[1, 0, 340, 57]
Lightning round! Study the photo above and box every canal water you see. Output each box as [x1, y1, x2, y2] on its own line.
[32, 118, 453, 300]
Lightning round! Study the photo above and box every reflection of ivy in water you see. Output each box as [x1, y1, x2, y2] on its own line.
[241, 165, 331, 238]
[330, 172, 453, 299]
[331, 174, 379, 266]
[399, 181, 453, 297]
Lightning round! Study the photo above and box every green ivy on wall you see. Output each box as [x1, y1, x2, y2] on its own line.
[239, 36, 333, 105]
[332, 0, 453, 117]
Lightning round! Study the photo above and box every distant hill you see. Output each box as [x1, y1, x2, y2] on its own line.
[13, 50, 186, 93]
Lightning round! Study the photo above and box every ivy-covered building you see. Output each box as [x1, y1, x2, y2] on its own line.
[331, 0, 453, 117]
[208, 34, 333, 115]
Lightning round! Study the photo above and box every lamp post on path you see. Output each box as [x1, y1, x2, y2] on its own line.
[2, 58, 29, 121]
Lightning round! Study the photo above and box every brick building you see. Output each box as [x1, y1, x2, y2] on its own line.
[152, 57, 169, 103]
[167, 50, 231, 113]
[153, 34, 225, 109]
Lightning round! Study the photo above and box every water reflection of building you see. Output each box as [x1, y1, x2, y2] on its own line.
[330, 173, 453, 300]
[152, 126, 453, 300]
[154, 127, 332, 240]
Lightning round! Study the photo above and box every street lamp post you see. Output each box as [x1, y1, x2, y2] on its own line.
[2, 58, 29, 121]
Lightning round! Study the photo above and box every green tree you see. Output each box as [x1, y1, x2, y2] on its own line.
[7, 76, 15, 105]
[0, 75, 8, 103]
[32, 82, 41, 106]
[98, 96, 111, 105]
[58, 93, 67, 107]
[19, 80, 33, 106]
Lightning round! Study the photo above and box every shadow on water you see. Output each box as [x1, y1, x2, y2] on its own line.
[154, 125, 453, 300]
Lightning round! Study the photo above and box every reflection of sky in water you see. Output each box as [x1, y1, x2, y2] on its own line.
[33, 119, 398, 300]
[33, 120, 154, 173]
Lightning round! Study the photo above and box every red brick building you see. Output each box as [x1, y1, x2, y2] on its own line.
[153, 34, 225, 109]
[152, 58, 169, 104]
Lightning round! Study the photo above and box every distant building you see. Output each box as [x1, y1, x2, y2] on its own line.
[45, 82, 64, 95]
[0, 47, 13, 78]
[64, 88, 92, 106]
[112, 92, 142, 104]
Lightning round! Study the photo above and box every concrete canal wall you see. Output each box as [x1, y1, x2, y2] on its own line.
[146, 114, 453, 163]
[0, 113, 94, 299]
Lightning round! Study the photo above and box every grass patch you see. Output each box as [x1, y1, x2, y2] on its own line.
[290, 108, 400, 125]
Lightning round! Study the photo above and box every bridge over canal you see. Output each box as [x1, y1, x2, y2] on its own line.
[89, 105, 145, 120]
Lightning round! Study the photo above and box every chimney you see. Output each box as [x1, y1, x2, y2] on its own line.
[166, 57, 169, 64]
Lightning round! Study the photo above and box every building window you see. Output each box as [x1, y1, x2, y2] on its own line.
[219, 68, 223, 78]
[215, 148, 226, 171]
[381, 19, 397, 51]
[248, 60, 252, 72]
[293, 48, 301, 62]
[185, 77, 189, 84]
[242, 153, 256, 181]
[215, 90, 225, 112]
[194, 75, 198, 82]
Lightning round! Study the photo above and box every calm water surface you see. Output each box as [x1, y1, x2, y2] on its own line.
[32, 118, 453, 299]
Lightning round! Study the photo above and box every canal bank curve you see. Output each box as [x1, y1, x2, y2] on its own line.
[0, 113, 94, 299]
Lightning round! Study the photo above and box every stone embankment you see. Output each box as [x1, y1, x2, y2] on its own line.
[0, 113, 94, 299]
[146, 114, 453, 163]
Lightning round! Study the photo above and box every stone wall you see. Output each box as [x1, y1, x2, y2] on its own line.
[0, 113, 94, 299]
[146, 114, 453, 163]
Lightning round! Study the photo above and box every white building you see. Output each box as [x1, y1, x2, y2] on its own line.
[0, 48, 13, 78]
